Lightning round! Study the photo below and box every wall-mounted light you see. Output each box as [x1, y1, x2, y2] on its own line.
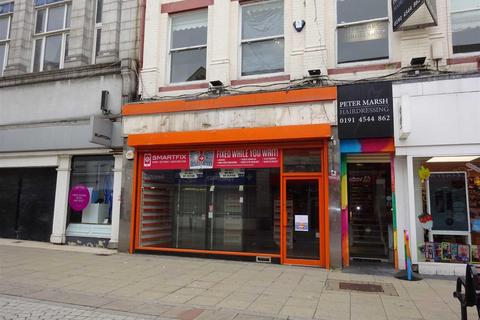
[410, 56, 426, 66]
[308, 69, 321, 76]
[209, 80, 223, 87]
[306, 69, 323, 86]
[209, 80, 225, 95]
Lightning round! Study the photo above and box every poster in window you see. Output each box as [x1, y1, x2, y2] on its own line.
[428, 172, 469, 231]
[294, 215, 308, 232]
[457, 244, 470, 263]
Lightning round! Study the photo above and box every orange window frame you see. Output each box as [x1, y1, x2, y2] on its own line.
[129, 141, 330, 268]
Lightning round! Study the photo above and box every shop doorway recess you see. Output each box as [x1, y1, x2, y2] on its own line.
[345, 155, 394, 265]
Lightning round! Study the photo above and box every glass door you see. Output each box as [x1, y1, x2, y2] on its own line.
[347, 163, 392, 261]
[282, 177, 323, 266]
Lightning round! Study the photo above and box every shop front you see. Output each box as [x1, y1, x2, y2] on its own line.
[128, 125, 331, 267]
[337, 81, 398, 268]
[393, 76, 480, 275]
[411, 156, 480, 270]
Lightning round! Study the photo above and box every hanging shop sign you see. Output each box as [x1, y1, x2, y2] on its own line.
[143, 148, 280, 170]
[89, 115, 112, 147]
[392, 0, 437, 31]
[337, 81, 393, 139]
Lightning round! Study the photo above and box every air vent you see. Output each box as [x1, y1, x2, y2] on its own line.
[256, 256, 271, 263]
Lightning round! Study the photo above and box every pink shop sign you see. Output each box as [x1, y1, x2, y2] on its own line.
[69, 185, 90, 211]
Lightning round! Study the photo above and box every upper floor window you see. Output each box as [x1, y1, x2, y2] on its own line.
[240, 0, 284, 76]
[92, 0, 102, 63]
[32, 0, 71, 72]
[0, 1, 14, 76]
[451, 0, 480, 54]
[169, 10, 207, 83]
[336, 0, 389, 64]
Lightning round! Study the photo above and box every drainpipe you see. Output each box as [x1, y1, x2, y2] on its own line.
[138, 0, 146, 69]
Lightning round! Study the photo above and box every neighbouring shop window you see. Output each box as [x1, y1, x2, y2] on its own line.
[241, 0, 284, 76]
[67, 156, 114, 225]
[0, 2, 13, 76]
[451, 0, 480, 54]
[414, 156, 480, 263]
[140, 168, 280, 253]
[32, 0, 71, 72]
[169, 10, 207, 83]
[336, 0, 389, 63]
[92, 0, 102, 63]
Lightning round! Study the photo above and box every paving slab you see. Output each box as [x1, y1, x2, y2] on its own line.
[0, 244, 468, 320]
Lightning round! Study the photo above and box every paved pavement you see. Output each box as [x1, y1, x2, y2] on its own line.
[0, 241, 472, 320]
[0, 295, 163, 320]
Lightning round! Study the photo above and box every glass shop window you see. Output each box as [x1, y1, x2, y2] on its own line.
[413, 156, 480, 264]
[283, 149, 322, 172]
[169, 10, 207, 83]
[241, 0, 284, 76]
[451, 0, 480, 54]
[336, 0, 389, 63]
[67, 156, 114, 225]
[139, 168, 280, 254]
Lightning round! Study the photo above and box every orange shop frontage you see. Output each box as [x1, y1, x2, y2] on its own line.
[122, 87, 340, 268]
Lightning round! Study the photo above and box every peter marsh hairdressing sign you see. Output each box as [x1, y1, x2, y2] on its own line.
[337, 81, 393, 139]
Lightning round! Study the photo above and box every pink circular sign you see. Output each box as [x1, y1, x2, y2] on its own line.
[69, 185, 90, 211]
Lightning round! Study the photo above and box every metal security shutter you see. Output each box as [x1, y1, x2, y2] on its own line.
[0, 170, 20, 239]
[0, 168, 57, 242]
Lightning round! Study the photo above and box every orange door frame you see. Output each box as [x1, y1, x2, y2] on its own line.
[281, 176, 325, 267]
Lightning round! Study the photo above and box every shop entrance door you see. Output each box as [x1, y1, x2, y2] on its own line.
[281, 177, 323, 266]
[347, 163, 393, 262]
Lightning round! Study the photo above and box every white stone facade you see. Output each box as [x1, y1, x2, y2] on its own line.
[140, 0, 479, 99]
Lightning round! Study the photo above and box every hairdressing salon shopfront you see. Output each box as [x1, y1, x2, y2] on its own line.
[122, 87, 338, 267]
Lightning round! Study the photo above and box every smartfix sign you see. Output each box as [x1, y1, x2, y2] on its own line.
[143, 148, 280, 170]
[337, 81, 393, 139]
[392, 0, 437, 31]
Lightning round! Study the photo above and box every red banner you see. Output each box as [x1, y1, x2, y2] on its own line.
[143, 148, 279, 170]
[214, 148, 279, 168]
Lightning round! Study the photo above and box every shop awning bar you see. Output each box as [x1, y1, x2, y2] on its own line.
[128, 124, 332, 147]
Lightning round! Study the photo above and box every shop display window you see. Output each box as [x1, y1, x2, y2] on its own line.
[67, 155, 114, 225]
[139, 168, 280, 254]
[414, 156, 480, 263]
[283, 149, 322, 172]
